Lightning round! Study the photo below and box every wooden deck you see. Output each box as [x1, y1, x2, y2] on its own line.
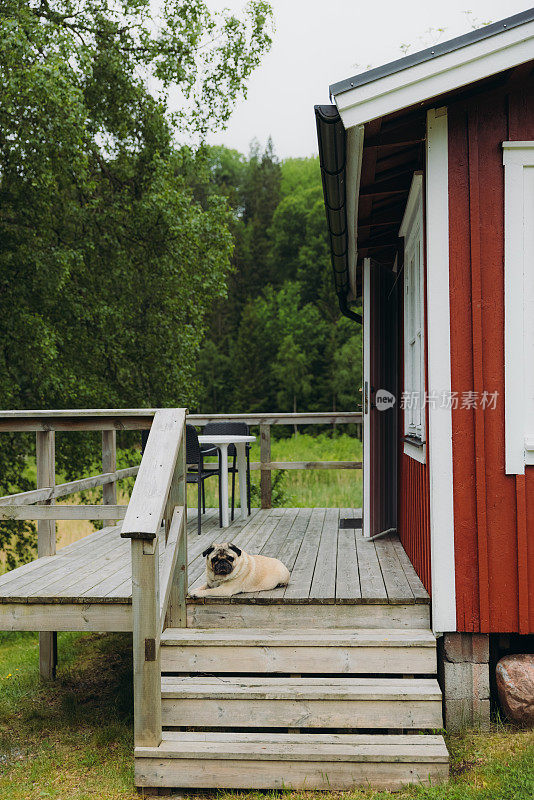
[0, 507, 429, 632]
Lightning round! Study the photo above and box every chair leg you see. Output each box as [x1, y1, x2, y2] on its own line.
[231, 467, 236, 522]
[197, 480, 201, 535]
[202, 482, 206, 514]
[247, 452, 251, 515]
[218, 471, 222, 528]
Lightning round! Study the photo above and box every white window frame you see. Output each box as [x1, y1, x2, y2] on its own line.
[503, 141, 534, 474]
[400, 172, 426, 463]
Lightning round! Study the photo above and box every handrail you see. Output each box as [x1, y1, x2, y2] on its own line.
[120, 407, 188, 750]
[0, 409, 157, 432]
[189, 411, 362, 425]
[121, 408, 186, 540]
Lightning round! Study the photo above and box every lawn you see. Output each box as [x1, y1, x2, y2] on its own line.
[0, 631, 533, 800]
[191, 432, 363, 511]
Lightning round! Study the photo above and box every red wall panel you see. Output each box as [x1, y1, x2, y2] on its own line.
[448, 79, 534, 634]
[399, 453, 431, 593]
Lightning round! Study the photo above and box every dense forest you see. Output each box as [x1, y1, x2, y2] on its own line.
[193, 143, 362, 416]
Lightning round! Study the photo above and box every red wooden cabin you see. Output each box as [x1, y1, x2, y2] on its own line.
[317, 8, 534, 726]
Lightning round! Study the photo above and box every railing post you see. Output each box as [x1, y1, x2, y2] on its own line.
[131, 536, 162, 748]
[260, 422, 272, 509]
[165, 424, 187, 629]
[36, 430, 57, 680]
[102, 430, 117, 525]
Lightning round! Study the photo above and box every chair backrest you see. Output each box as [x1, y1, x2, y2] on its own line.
[203, 422, 250, 457]
[186, 424, 201, 465]
[203, 421, 249, 437]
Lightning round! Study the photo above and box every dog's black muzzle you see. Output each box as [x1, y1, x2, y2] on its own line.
[212, 559, 233, 576]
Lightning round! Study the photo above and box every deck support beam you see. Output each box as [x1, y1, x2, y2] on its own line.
[36, 430, 57, 680]
[102, 430, 117, 524]
[260, 423, 271, 509]
[132, 537, 162, 748]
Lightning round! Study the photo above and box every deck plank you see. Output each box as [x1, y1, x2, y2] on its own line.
[354, 534, 388, 603]
[284, 509, 326, 601]
[309, 509, 339, 602]
[374, 536, 415, 604]
[336, 530, 362, 601]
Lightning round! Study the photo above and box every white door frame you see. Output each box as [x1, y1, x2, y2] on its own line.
[363, 257, 371, 538]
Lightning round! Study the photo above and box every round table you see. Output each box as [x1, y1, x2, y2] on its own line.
[197, 434, 256, 528]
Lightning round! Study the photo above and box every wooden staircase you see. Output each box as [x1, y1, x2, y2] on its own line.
[135, 623, 449, 791]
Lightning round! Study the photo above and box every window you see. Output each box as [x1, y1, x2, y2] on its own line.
[399, 173, 425, 461]
[503, 142, 534, 474]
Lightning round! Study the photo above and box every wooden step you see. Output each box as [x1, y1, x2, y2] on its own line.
[187, 601, 431, 630]
[161, 675, 443, 729]
[160, 627, 437, 674]
[135, 731, 449, 790]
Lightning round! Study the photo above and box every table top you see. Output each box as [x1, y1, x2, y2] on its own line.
[198, 434, 256, 445]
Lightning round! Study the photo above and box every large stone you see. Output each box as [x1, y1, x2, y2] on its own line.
[496, 654, 534, 726]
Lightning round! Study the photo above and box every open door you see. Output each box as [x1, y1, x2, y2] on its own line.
[363, 258, 398, 538]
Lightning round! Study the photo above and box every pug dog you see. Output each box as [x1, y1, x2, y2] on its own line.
[190, 542, 290, 598]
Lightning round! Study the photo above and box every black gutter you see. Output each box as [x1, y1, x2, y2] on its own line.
[330, 7, 534, 98]
[315, 104, 362, 325]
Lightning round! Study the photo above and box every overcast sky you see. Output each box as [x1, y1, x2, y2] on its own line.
[202, 0, 529, 159]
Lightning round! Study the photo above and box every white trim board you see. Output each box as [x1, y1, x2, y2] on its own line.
[425, 108, 456, 635]
[404, 439, 426, 464]
[335, 22, 534, 129]
[362, 258, 371, 539]
[503, 141, 534, 473]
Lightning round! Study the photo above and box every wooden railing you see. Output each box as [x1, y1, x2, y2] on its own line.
[0, 409, 155, 680]
[0, 408, 187, 750]
[188, 411, 363, 508]
[120, 408, 187, 749]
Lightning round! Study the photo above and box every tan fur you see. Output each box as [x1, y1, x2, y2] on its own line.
[190, 542, 290, 598]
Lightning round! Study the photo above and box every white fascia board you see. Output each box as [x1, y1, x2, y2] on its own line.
[335, 22, 534, 129]
[346, 125, 365, 299]
[425, 108, 456, 635]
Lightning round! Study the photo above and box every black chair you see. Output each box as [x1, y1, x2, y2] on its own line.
[201, 422, 251, 521]
[186, 425, 222, 535]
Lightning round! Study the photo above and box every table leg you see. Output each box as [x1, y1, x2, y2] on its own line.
[219, 444, 229, 527]
[236, 443, 248, 520]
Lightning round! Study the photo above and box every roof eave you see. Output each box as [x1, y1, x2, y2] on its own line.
[332, 16, 534, 130]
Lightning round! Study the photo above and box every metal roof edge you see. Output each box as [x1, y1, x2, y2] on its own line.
[329, 7, 534, 98]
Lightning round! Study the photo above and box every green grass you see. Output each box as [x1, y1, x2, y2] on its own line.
[0, 632, 533, 799]
[190, 432, 363, 510]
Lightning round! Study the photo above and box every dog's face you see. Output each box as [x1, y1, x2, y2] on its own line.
[202, 542, 242, 577]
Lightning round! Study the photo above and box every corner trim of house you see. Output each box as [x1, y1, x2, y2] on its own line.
[362, 257, 371, 538]
[425, 107, 456, 635]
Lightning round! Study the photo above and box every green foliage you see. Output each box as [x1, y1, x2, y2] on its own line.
[196, 148, 362, 419]
[0, 0, 273, 563]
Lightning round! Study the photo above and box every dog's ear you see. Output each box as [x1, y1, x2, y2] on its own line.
[202, 545, 215, 558]
[229, 543, 242, 557]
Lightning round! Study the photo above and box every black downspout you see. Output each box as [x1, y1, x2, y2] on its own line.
[338, 293, 362, 324]
[315, 104, 362, 326]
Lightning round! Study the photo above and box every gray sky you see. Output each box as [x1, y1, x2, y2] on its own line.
[204, 0, 529, 159]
